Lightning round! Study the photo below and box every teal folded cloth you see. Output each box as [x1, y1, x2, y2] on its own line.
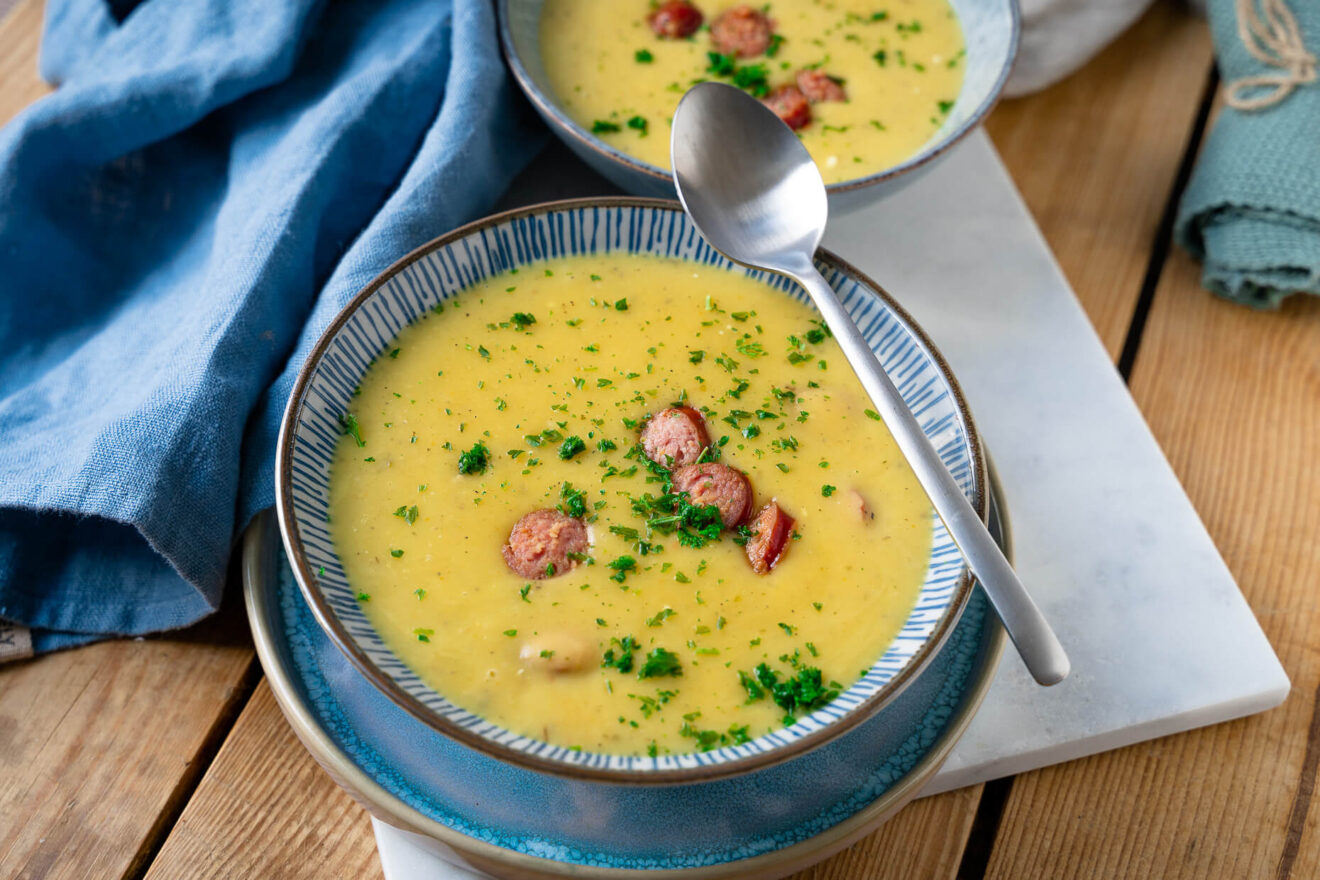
[1175, 0, 1320, 308]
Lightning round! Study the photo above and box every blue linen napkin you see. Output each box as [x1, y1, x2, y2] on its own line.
[0, 0, 545, 652]
[1175, 0, 1320, 308]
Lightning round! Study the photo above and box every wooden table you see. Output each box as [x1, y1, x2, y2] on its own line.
[3, 1, 1318, 877]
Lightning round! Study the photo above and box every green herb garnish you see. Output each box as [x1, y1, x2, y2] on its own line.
[602, 635, 640, 673]
[559, 482, 588, 518]
[340, 413, 365, 447]
[558, 435, 587, 460]
[638, 647, 683, 679]
[457, 441, 490, 475]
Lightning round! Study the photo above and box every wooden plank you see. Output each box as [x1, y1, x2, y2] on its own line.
[0, 0, 50, 127]
[983, 241, 1320, 875]
[142, 681, 382, 880]
[0, 602, 256, 880]
[793, 787, 984, 880]
[984, 0, 1213, 360]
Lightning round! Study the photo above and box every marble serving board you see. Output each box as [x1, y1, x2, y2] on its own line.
[373, 130, 1289, 876]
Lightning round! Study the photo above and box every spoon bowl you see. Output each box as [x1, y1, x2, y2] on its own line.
[672, 83, 828, 264]
[672, 82, 1070, 687]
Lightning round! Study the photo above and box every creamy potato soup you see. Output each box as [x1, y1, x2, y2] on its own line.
[539, 0, 965, 184]
[329, 254, 933, 756]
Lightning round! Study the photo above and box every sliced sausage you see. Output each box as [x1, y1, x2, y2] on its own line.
[711, 6, 774, 57]
[519, 631, 595, 675]
[746, 501, 794, 574]
[672, 462, 753, 527]
[796, 69, 847, 103]
[641, 405, 709, 469]
[649, 0, 704, 38]
[502, 508, 589, 579]
[761, 85, 812, 131]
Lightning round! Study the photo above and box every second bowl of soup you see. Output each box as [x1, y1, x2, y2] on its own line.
[498, 0, 1019, 210]
[276, 198, 986, 783]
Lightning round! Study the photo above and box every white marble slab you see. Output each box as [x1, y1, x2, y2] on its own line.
[821, 131, 1289, 794]
[373, 130, 1289, 876]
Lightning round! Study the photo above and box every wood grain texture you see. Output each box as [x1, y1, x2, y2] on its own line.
[0, 603, 256, 880]
[143, 681, 383, 880]
[791, 786, 984, 880]
[984, 245, 1320, 878]
[985, 0, 1213, 360]
[0, 0, 49, 128]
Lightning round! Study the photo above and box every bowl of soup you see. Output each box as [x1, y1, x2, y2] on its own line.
[276, 197, 987, 784]
[498, 0, 1018, 211]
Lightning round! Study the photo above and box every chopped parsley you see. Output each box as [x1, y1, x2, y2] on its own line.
[558, 482, 588, 518]
[679, 720, 751, 751]
[602, 636, 640, 673]
[608, 555, 638, 583]
[645, 607, 676, 627]
[739, 670, 765, 701]
[821, 485, 837, 497]
[637, 647, 683, 679]
[339, 413, 365, 447]
[457, 441, 490, 475]
[863, 409, 882, 421]
[592, 119, 621, 133]
[753, 662, 840, 720]
[626, 116, 648, 136]
[635, 48, 654, 63]
[393, 504, 419, 524]
[558, 435, 587, 460]
[510, 312, 536, 329]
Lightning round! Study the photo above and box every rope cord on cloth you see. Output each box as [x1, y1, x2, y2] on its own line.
[1225, 0, 1316, 109]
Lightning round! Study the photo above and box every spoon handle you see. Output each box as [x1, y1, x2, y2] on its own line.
[788, 260, 1070, 686]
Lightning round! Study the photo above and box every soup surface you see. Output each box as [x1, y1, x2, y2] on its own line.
[539, 0, 965, 184]
[329, 254, 933, 756]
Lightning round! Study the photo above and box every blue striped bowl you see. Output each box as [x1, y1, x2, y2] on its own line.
[497, 0, 1019, 213]
[276, 198, 986, 784]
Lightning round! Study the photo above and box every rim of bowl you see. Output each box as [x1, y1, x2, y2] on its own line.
[245, 483, 1009, 877]
[275, 196, 988, 785]
[495, 0, 1022, 195]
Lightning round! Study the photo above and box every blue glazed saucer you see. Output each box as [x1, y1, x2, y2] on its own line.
[242, 472, 1007, 878]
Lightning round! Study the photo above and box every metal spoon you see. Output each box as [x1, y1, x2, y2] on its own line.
[671, 82, 1069, 686]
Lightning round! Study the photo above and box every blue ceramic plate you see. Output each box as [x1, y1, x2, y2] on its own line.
[497, 0, 1019, 212]
[275, 199, 985, 783]
[244, 488, 1006, 877]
